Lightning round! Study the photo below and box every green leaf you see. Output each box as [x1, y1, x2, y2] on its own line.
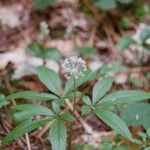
[99, 90, 150, 105]
[65, 91, 82, 99]
[81, 105, 91, 115]
[0, 94, 6, 100]
[95, 108, 132, 139]
[114, 143, 128, 150]
[95, 0, 117, 10]
[13, 111, 39, 121]
[92, 77, 113, 104]
[49, 119, 67, 150]
[117, 0, 133, 4]
[83, 144, 95, 150]
[26, 43, 44, 58]
[52, 101, 60, 113]
[98, 136, 112, 150]
[140, 26, 150, 42]
[60, 113, 75, 122]
[3, 118, 49, 144]
[26, 44, 61, 62]
[64, 69, 97, 95]
[6, 91, 58, 101]
[129, 77, 144, 88]
[53, 98, 64, 106]
[32, 0, 55, 9]
[120, 103, 150, 129]
[45, 47, 61, 62]
[13, 104, 54, 116]
[138, 131, 147, 142]
[110, 60, 127, 73]
[135, 5, 150, 17]
[0, 94, 8, 108]
[74, 143, 94, 150]
[82, 96, 92, 105]
[146, 128, 150, 137]
[77, 46, 96, 57]
[144, 147, 150, 150]
[146, 73, 150, 80]
[119, 17, 130, 28]
[117, 36, 136, 52]
[37, 66, 61, 96]
[138, 131, 147, 138]
[98, 64, 110, 76]
[95, 0, 133, 10]
[132, 138, 142, 145]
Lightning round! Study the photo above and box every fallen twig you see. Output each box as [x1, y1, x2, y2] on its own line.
[25, 133, 32, 150]
[37, 122, 53, 138]
[65, 99, 94, 135]
[127, 66, 150, 73]
[65, 99, 103, 145]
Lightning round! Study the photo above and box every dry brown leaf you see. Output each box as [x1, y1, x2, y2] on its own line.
[0, 4, 29, 28]
[46, 39, 76, 57]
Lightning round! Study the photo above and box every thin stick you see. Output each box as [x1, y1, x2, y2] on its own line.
[65, 99, 93, 134]
[25, 133, 32, 150]
[37, 122, 52, 138]
[82, 0, 104, 24]
[127, 66, 150, 73]
[65, 100, 103, 144]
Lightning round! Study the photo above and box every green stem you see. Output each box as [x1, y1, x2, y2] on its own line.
[73, 78, 76, 112]
[43, 59, 46, 66]
[68, 78, 76, 150]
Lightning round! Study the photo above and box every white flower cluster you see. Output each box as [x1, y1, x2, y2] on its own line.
[61, 56, 87, 79]
[37, 21, 49, 42]
[40, 21, 49, 36]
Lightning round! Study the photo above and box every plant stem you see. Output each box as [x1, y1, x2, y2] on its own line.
[73, 78, 76, 112]
[4, 73, 16, 105]
[68, 79, 76, 150]
[43, 59, 46, 66]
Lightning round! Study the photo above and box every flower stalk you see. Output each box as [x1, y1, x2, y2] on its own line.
[61, 56, 89, 149]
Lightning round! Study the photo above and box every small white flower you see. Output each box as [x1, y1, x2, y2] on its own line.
[37, 21, 49, 42]
[61, 56, 87, 79]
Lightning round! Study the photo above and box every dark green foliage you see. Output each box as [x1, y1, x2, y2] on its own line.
[32, 0, 55, 9]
